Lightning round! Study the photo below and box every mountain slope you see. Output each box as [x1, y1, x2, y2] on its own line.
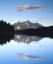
[13, 20, 44, 30]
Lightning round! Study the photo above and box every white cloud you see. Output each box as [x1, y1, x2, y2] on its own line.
[14, 4, 45, 12]
[39, 17, 47, 20]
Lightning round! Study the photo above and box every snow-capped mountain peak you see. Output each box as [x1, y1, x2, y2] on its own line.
[13, 20, 44, 30]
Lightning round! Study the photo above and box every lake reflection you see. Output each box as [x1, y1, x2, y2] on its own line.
[14, 35, 43, 44]
[0, 34, 53, 64]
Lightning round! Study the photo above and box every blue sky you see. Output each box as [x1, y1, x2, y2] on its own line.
[0, 0, 53, 26]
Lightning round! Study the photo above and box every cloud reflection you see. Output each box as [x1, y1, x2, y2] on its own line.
[39, 45, 47, 47]
[16, 53, 46, 60]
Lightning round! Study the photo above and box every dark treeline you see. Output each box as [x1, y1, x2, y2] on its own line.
[15, 26, 53, 38]
[0, 20, 14, 32]
[0, 20, 14, 45]
[0, 33, 14, 45]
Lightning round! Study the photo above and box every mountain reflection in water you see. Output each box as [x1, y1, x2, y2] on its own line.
[0, 33, 53, 45]
[14, 35, 43, 44]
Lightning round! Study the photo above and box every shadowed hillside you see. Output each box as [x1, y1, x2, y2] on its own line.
[15, 26, 53, 38]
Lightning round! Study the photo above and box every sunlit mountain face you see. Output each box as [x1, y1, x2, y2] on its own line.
[14, 34, 43, 44]
[13, 20, 44, 30]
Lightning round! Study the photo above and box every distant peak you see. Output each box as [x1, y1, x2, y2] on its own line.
[18, 20, 22, 22]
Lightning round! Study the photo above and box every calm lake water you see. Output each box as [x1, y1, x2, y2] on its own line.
[0, 35, 53, 64]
